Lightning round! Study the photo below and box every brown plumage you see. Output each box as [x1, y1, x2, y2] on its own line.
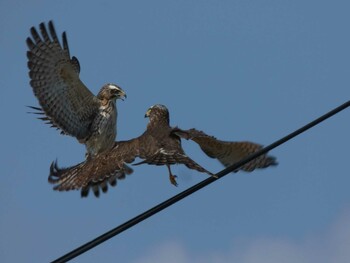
[133, 104, 215, 186]
[173, 128, 277, 172]
[27, 21, 126, 157]
[49, 141, 137, 197]
[49, 104, 214, 197]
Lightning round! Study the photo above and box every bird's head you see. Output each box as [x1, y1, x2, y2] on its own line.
[98, 84, 127, 101]
[145, 104, 170, 125]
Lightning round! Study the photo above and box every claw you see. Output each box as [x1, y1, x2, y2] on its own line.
[166, 165, 178, 187]
[211, 173, 219, 179]
[169, 174, 178, 187]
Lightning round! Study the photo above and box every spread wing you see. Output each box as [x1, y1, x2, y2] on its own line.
[48, 139, 140, 197]
[27, 21, 100, 141]
[174, 128, 277, 172]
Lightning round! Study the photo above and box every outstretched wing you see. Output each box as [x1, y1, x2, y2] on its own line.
[48, 139, 140, 197]
[174, 128, 277, 172]
[27, 21, 100, 141]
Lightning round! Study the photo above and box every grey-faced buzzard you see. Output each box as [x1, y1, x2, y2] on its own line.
[49, 104, 215, 197]
[27, 21, 126, 157]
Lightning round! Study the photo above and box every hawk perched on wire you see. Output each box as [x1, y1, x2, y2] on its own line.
[174, 128, 277, 172]
[49, 104, 215, 197]
[27, 21, 126, 157]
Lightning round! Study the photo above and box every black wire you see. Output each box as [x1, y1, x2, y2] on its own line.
[51, 100, 350, 263]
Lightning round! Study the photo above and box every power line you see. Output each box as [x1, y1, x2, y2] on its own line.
[51, 100, 350, 263]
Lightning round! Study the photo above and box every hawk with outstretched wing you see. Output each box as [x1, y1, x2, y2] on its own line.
[27, 21, 126, 157]
[49, 104, 215, 197]
[174, 128, 277, 172]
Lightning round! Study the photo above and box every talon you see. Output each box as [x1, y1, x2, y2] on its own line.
[169, 174, 178, 187]
[166, 165, 178, 186]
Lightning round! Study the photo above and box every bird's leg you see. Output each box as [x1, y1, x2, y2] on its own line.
[166, 165, 178, 187]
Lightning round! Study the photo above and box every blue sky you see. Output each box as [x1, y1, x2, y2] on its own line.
[1, 1, 350, 262]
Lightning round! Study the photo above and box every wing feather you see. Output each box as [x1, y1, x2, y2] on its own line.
[175, 128, 277, 172]
[133, 134, 214, 177]
[48, 139, 140, 197]
[27, 21, 99, 141]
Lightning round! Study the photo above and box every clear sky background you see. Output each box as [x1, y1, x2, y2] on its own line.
[1, 1, 350, 262]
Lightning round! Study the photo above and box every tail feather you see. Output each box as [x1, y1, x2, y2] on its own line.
[48, 158, 132, 198]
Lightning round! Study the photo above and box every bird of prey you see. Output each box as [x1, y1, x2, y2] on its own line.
[49, 104, 215, 197]
[132, 104, 216, 186]
[26, 21, 126, 157]
[173, 128, 277, 172]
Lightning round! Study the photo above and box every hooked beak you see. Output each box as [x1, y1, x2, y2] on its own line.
[118, 90, 127, 101]
[144, 108, 151, 118]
